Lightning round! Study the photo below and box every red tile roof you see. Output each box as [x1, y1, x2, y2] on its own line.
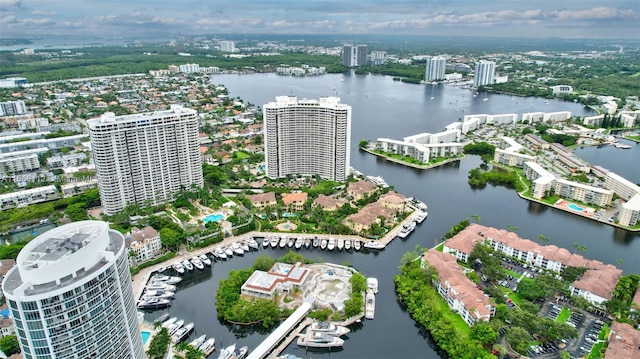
[605, 322, 640, 359]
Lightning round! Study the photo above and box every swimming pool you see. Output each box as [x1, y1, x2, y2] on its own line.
[141, 331, 151, 345]
[203, 213, 225, 223]
[283, 213, 297, 218]
[567, 203, 583, 211]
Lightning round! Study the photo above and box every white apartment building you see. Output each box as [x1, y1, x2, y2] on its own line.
[583, 114, 605, 127]
[494, 149, 535, 168]
[179, 63, 200, 73]
[377, 138, 430, 163]
[47, 153, 87, 169]
[219, 40, 236, 52]
[0, 100, 27, 116]
[619, 194, 640, 227]
[2, 221, 144, 359]
[618, 111, 639, 128]
[370, 51, 386, 66]
[605, 172, 640, 201]
[61, 179, 98, 198]
[554, 179, 614, 208]
[87, 105, 203, 215]
[551, 85, 573, 96]
[263, 96, 351, 182]
[127, 226, 162, 266]
[523, 161, 556, 199]
[0, 134, 87, 154]
[522, 112, 546, 123]
[0, 153, 40, 174]
[0, 185, 58, 210]
[403, 129, 461, 145]
[18, 117, 49, 130]
[425, 56, 446, 81]
[342, 44, 368, 67]
[473, 60, 495, 87]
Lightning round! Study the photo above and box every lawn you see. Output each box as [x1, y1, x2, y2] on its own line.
[555, 307, 571, 322]
[587, 341, 605, 359]
[234, 151, 251, 159]
[431, 287, 472, 337]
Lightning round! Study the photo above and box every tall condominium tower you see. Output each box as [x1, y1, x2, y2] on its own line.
[425, 56, 446, 81]
[263, 96, 351, 182]
[2, 221, 144, 359]
[342, 44, 368, 66]
[88, 104, 203, 215]
[473, 60, 496, 87]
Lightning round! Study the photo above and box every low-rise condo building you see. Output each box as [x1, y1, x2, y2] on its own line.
[0, 185, 58, 210]
[604, 322, 640, 359]
[605, 172, 640, 201]
[523, 162, 556, 199]
[619, 194, 640, 227]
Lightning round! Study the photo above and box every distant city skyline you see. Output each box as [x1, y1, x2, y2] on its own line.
[1, 1, 638, 40]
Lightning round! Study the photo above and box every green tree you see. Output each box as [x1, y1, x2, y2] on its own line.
[470, 322, 498, 345]
[0, 335, 19, 356]
[159, 227, 182, 252]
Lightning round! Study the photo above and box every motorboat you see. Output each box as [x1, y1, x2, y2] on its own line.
[137, 297, 171, 310]
[199, 254, 212, 266]
[308, 322, 350, 336]
[262, 236, 270, 248]
[145, 282, 176, 292]
[237, 346, 249, 359]
[367, 277, 379, 294]
[320, 238, 328, 250]
[142, 289, 175, 299]
[245, 237, 259, 249]
[312, 236, 319, 248]
[270, 236, 280, 248]
[415, 211, 428, 223]
[217, 343, 236, 359]
[344, 239, 351, 250]
[161, 316, 178, 328]
[366, 175, 389, 188]
[287, 237, 295, 248]
[231, 242, 244, 255]
[214, 247, 227, 260]
[327, 238, 336, 251]
[295, 237, 304, 249]
[397, 221, 416, 238]
[297, 330, 344, 348]
[152, 274, 182, 284]
[239, 240, 250, 252]
[365, 290, 376, 319]
[168, 319, 185, 335]
[304, 238, 311, 249]
[189, 334, 207, 349]
[224, 246, 234, 257]
[199, 338, 216, 354]
[153, 313, 170, 324]
[182, 259, 194, 271]
[171, 322, 194, 343]
[363, 240, 385, 250]
[354, 240, 361, 251]
[191, 256, 204, 270]
[337, 238, 344, 250]
[279, 236, 287, 248]
[172, 262, 185, 274]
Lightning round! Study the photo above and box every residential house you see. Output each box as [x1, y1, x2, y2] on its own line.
[246, 192, 277, 209]
[281, 192, 308, 212]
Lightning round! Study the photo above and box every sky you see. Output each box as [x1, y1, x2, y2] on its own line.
[1, 0, 639, 40]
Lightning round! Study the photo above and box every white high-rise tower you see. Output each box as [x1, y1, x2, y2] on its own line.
[263, 96, 351, 182]
[473, 60, 496, 87]
[2, 221, 144, 359]
[425, 56, 446, 81]
[87, 105, 203, 215]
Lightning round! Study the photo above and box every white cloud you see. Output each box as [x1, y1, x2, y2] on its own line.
[30, 9, 56, 16]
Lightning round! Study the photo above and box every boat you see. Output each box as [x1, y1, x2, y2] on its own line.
[304, 238, 311, 249]
[320, 238, 328, 250]
[344, 239, 351, 250]
[137, 297, 171, 310]
[231, 242, 244, 255]
[279, 236, 287, 248]
[397, 221, 416, 238]
[363, 240, 385, 250]
[327, 238, 336, 250]
[365, 290, 376, 319]
[366, 175, 389, 188]
[200, 254, 212, 266]
[614, 143, 632, 149]
[308, 322, 350, 336]
[313, 236, 319, 247]
[161, 317, 178, 328]
[182, 259, 194, 271]
[483, 98, 488, 101]
[297, 330, 345, 348]
[262, 236, 270, 248]
[142, 289, 175, 299]
[236, 346, 249, 359]
[337, 238, 344, 250]
[277, 355, 303, 359]
[198, 338, 216, 354]
[239, 240, 250, 252]
[245, 237, 259, 249]
[153, 313, 170, 324]
[287, 237, 295, 248]
[146, 283, 176, 292]
[354, 240, 361, 251]
[171, 322, 194, 343]
[415, 211, 428, 223]
[152, 274, 182, 284]
[270, 236, 280, 248]
[191, 256, 204, 270]
[217, 344, 236, 359]
[189, 334, 207, 349]
[214, 247, 227, 260]
[224, 246, 234, 257]
[294, 237, 304, 249]
[168, 319, 185, 335]
[172, 262, 185, 274]
[367, 277, 379, 294]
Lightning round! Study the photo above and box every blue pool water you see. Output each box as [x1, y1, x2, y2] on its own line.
[568, 203, 583, 211]
[141, 331, 151, 345]
[203, 213, 225, 223]
[283, 213, 297, 218]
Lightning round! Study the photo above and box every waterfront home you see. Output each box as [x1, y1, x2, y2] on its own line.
[347, 180, 377, 201]
[241, 262, 311, 300]
[246, 192, 277, 209]
[282, 192, 308, 212]
[313, 194, 346, 212]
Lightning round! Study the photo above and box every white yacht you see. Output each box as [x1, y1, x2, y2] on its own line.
[199, 338, 216, 354]
[161, 317, 178, 328]
[397, 221, 416, 238]
[190, 256, 204, 270]
[363, 240, 385, 250]
[367, 277, 379, 294]
[167, 319, 185, 335]
[171, 322, 194, 343]
[308, 322, 350, 336]
[287, 237, 295, 248]
[223, 246, 234, 257]
[237, 346, 249, 359]
[245, 237, 259, 249]
[182, 259, 194, 271]
[217, 344, 236, 359]
[354, 240, 361, 251]
[320, 238, 327, 249]
[279, 236, 288, 248]
[199, 254, 212, 266]
[337, 238, 344, 250]
[304, 238, 311, 249]
[189, 334, 207, 349]
[312, 236, 319, 247]
[231, 242, 244, 255]
[365, 290, 376, 319]
[262, 236, 270, 248]
[172, 262, 185, 274]
[297, 330, 344, 348]
[344, 239, 351, 250]
[415, 211, 428, 223]
[239, 240, 250, 252]
[294, 237, 304, 249]
[271, 236, 280, 248]
[152, 274, 182, 284]
[366, 175, 389, 188]
[214, 247, 227, 260]
[137, 297, 171, 310]
[327, 238, 336, 251]
[142, 289, 175, 299]
[145, 282, 176, 292]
